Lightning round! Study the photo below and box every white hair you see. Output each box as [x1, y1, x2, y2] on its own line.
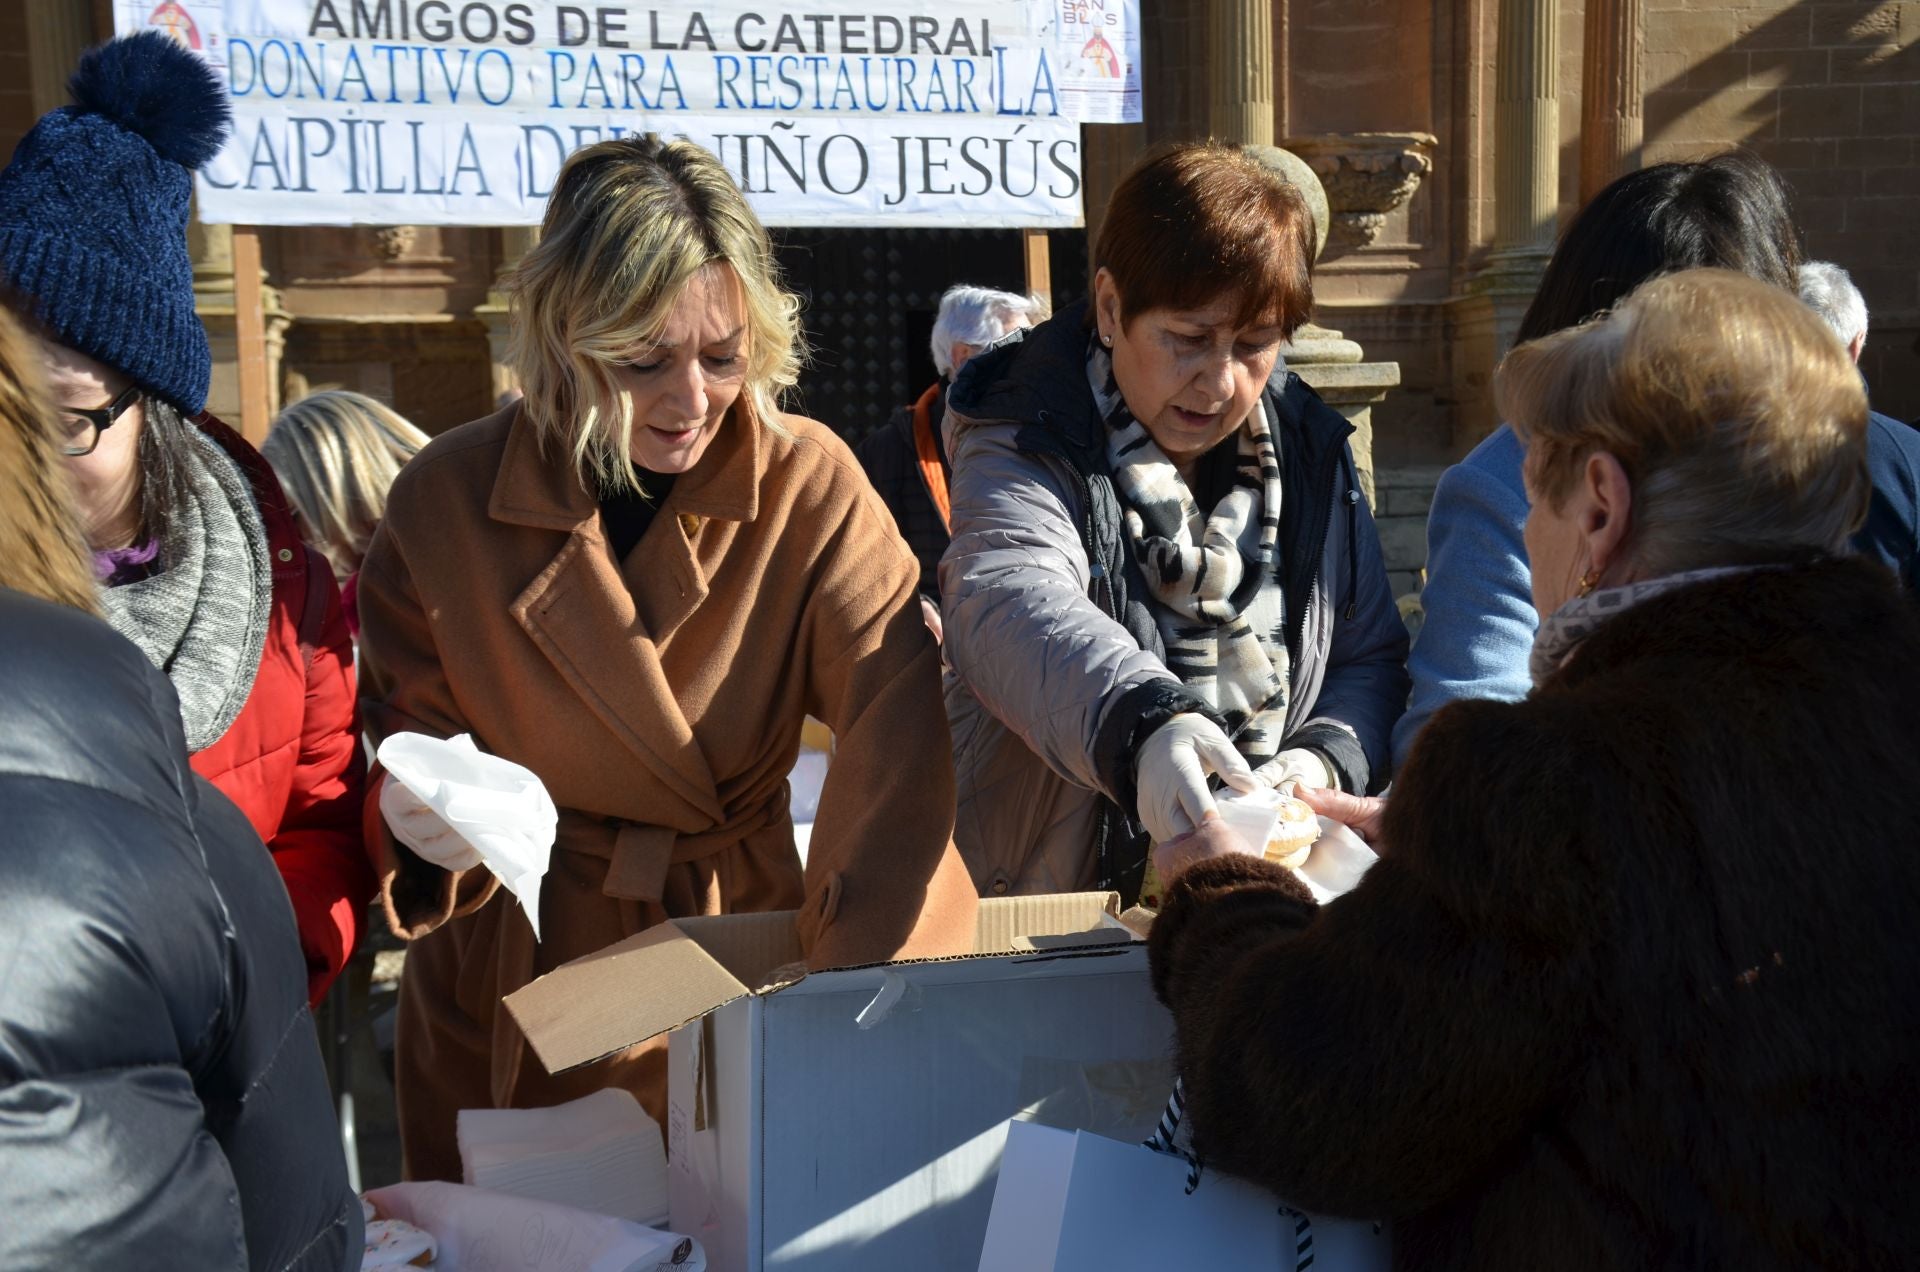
[1798, 261, 1869, 352]
[929, 285, 1051, 377]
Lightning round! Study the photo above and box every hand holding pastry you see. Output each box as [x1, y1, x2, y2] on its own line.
[1297, 786, 1389, 854]
[1150, 814, 1250, 884]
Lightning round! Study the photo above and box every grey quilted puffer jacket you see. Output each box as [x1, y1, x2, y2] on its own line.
[938, 303, 1410, 904]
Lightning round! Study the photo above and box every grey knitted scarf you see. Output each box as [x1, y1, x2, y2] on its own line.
[99, 416, 272, 752]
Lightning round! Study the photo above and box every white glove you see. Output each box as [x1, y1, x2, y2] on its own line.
[379, 771, 483, 872]
[1135, 713, 1258, 844]
[1253, 747, 1333, 795]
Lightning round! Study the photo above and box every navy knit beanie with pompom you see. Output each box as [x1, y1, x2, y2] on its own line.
[0, 32, 231, 414]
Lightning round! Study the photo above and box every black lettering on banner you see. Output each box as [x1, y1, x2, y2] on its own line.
[917, 135, 954, 194]
[762, 121, 805, 190]
[247, 123, 287, 190]
[735, 12, 765, 52]
[504, 3, 535, 43]
[458, 3, 499, 43]
[521, 123, 566, 198]
[416, 1, 452, 41]
[683, 11, 715, 49]
[409, 119, 444, 192]
[837, 14, 865, 54]
[907, 15, 937, 54]
[368, 119, 407, 193]
[351, 0, 394, 39]
[885, 133, 906, 204]
[308, 0, 346, 38]
[958, 134, 992, 195]
[817, 132, 866, 195]
[450, 125, 490, 194]
[342, 116, 366, 192]
[1048, 138, 1081, 197]
[292, 115, 336, 190]
[998, 125, 1038, 197]
[556, 5, 589, 46]
[596, 6, 628, 48]
[872, 14, 902, 54]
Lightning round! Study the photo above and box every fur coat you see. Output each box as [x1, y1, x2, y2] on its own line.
[1151, 557, 1920, 1272]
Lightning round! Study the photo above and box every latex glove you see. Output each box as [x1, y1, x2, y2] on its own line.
[378, 771, 483, 872]
[1135, 713, 1258, 844]
[1253, 747, 1333, 795]
[1297, 786, 1390, 854]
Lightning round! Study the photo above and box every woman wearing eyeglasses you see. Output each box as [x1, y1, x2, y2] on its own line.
[0, 34, 371, 1006]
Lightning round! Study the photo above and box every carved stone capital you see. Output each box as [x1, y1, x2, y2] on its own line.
[372, 225, 421, 262]
[1281, 133, 1438, 248]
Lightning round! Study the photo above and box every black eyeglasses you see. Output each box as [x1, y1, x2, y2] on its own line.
[57, 383, 142, 457]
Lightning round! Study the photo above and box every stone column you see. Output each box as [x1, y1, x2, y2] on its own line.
[192, 217, 290, 423]
[1475, 0, 1560, 355]
[1208, 0, 1273, 146]
[1248, 146, 1397, 505]
[1493, 0, 1559, 259]
[1579, 0, 1643, 204]
[25, 0, 94, 116]
[476, 226, 539, 406]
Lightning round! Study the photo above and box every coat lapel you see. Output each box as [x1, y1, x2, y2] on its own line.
[624, 408, 762, 641]
[490, 410, 727, 821]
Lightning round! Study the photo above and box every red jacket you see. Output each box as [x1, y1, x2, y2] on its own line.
[190, 416, 371, 1005]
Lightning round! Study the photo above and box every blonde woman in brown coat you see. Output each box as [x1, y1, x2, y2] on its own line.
[358, 136, 978, 1180]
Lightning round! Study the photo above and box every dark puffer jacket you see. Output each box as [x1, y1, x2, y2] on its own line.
[0, 589, 361, 1271]
[1151, 558, 1920, 1272]
[855, 382, 951, 600]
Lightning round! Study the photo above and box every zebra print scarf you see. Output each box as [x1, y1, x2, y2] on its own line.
[1090, 344, 1292, 765]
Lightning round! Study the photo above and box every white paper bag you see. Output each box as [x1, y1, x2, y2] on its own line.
[978, 1121, 1391, 1272]
[376, 732, 557, 939]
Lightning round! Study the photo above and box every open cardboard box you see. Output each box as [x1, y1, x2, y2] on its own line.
[504, 893, 1175, 1272]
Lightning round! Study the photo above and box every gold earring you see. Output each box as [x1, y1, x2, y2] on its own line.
[1576, 568, 1601, 597]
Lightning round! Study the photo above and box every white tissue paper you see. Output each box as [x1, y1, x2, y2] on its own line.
[787, 748, 830, 868]
[458, 1088, 670, 1227]
[364, 1181, 704, 1272]
[1295, 817, 1379, 903]
[1212, 788, 1282, 857]
[376, 732, 558, 940]
[1211, 789, 1380, 904]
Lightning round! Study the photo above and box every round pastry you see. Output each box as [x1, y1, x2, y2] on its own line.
[1263, 795, 1320, 870]
[362, 1218, 437, 1268]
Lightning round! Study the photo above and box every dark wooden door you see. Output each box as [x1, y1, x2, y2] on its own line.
[772, 227, 1088, 443]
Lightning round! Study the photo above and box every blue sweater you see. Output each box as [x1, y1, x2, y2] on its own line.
[1394, 413, 1920, 767]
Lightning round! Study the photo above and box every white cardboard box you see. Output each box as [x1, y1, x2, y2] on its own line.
[504, 894, 1174, 1272]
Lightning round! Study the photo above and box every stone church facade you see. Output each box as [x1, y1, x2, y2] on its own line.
[3, 0, 1915, 591]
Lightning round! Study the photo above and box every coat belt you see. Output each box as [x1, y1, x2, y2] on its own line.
[560, 798, 788, 903]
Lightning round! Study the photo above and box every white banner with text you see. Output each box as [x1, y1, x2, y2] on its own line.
[118, 0, 1140, 225]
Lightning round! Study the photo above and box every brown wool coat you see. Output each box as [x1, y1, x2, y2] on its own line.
[1150, 558, 1920, 1272]
[357, 403, 977, 1181]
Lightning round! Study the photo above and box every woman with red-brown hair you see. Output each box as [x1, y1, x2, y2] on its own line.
[939, 142, 1409, 904]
